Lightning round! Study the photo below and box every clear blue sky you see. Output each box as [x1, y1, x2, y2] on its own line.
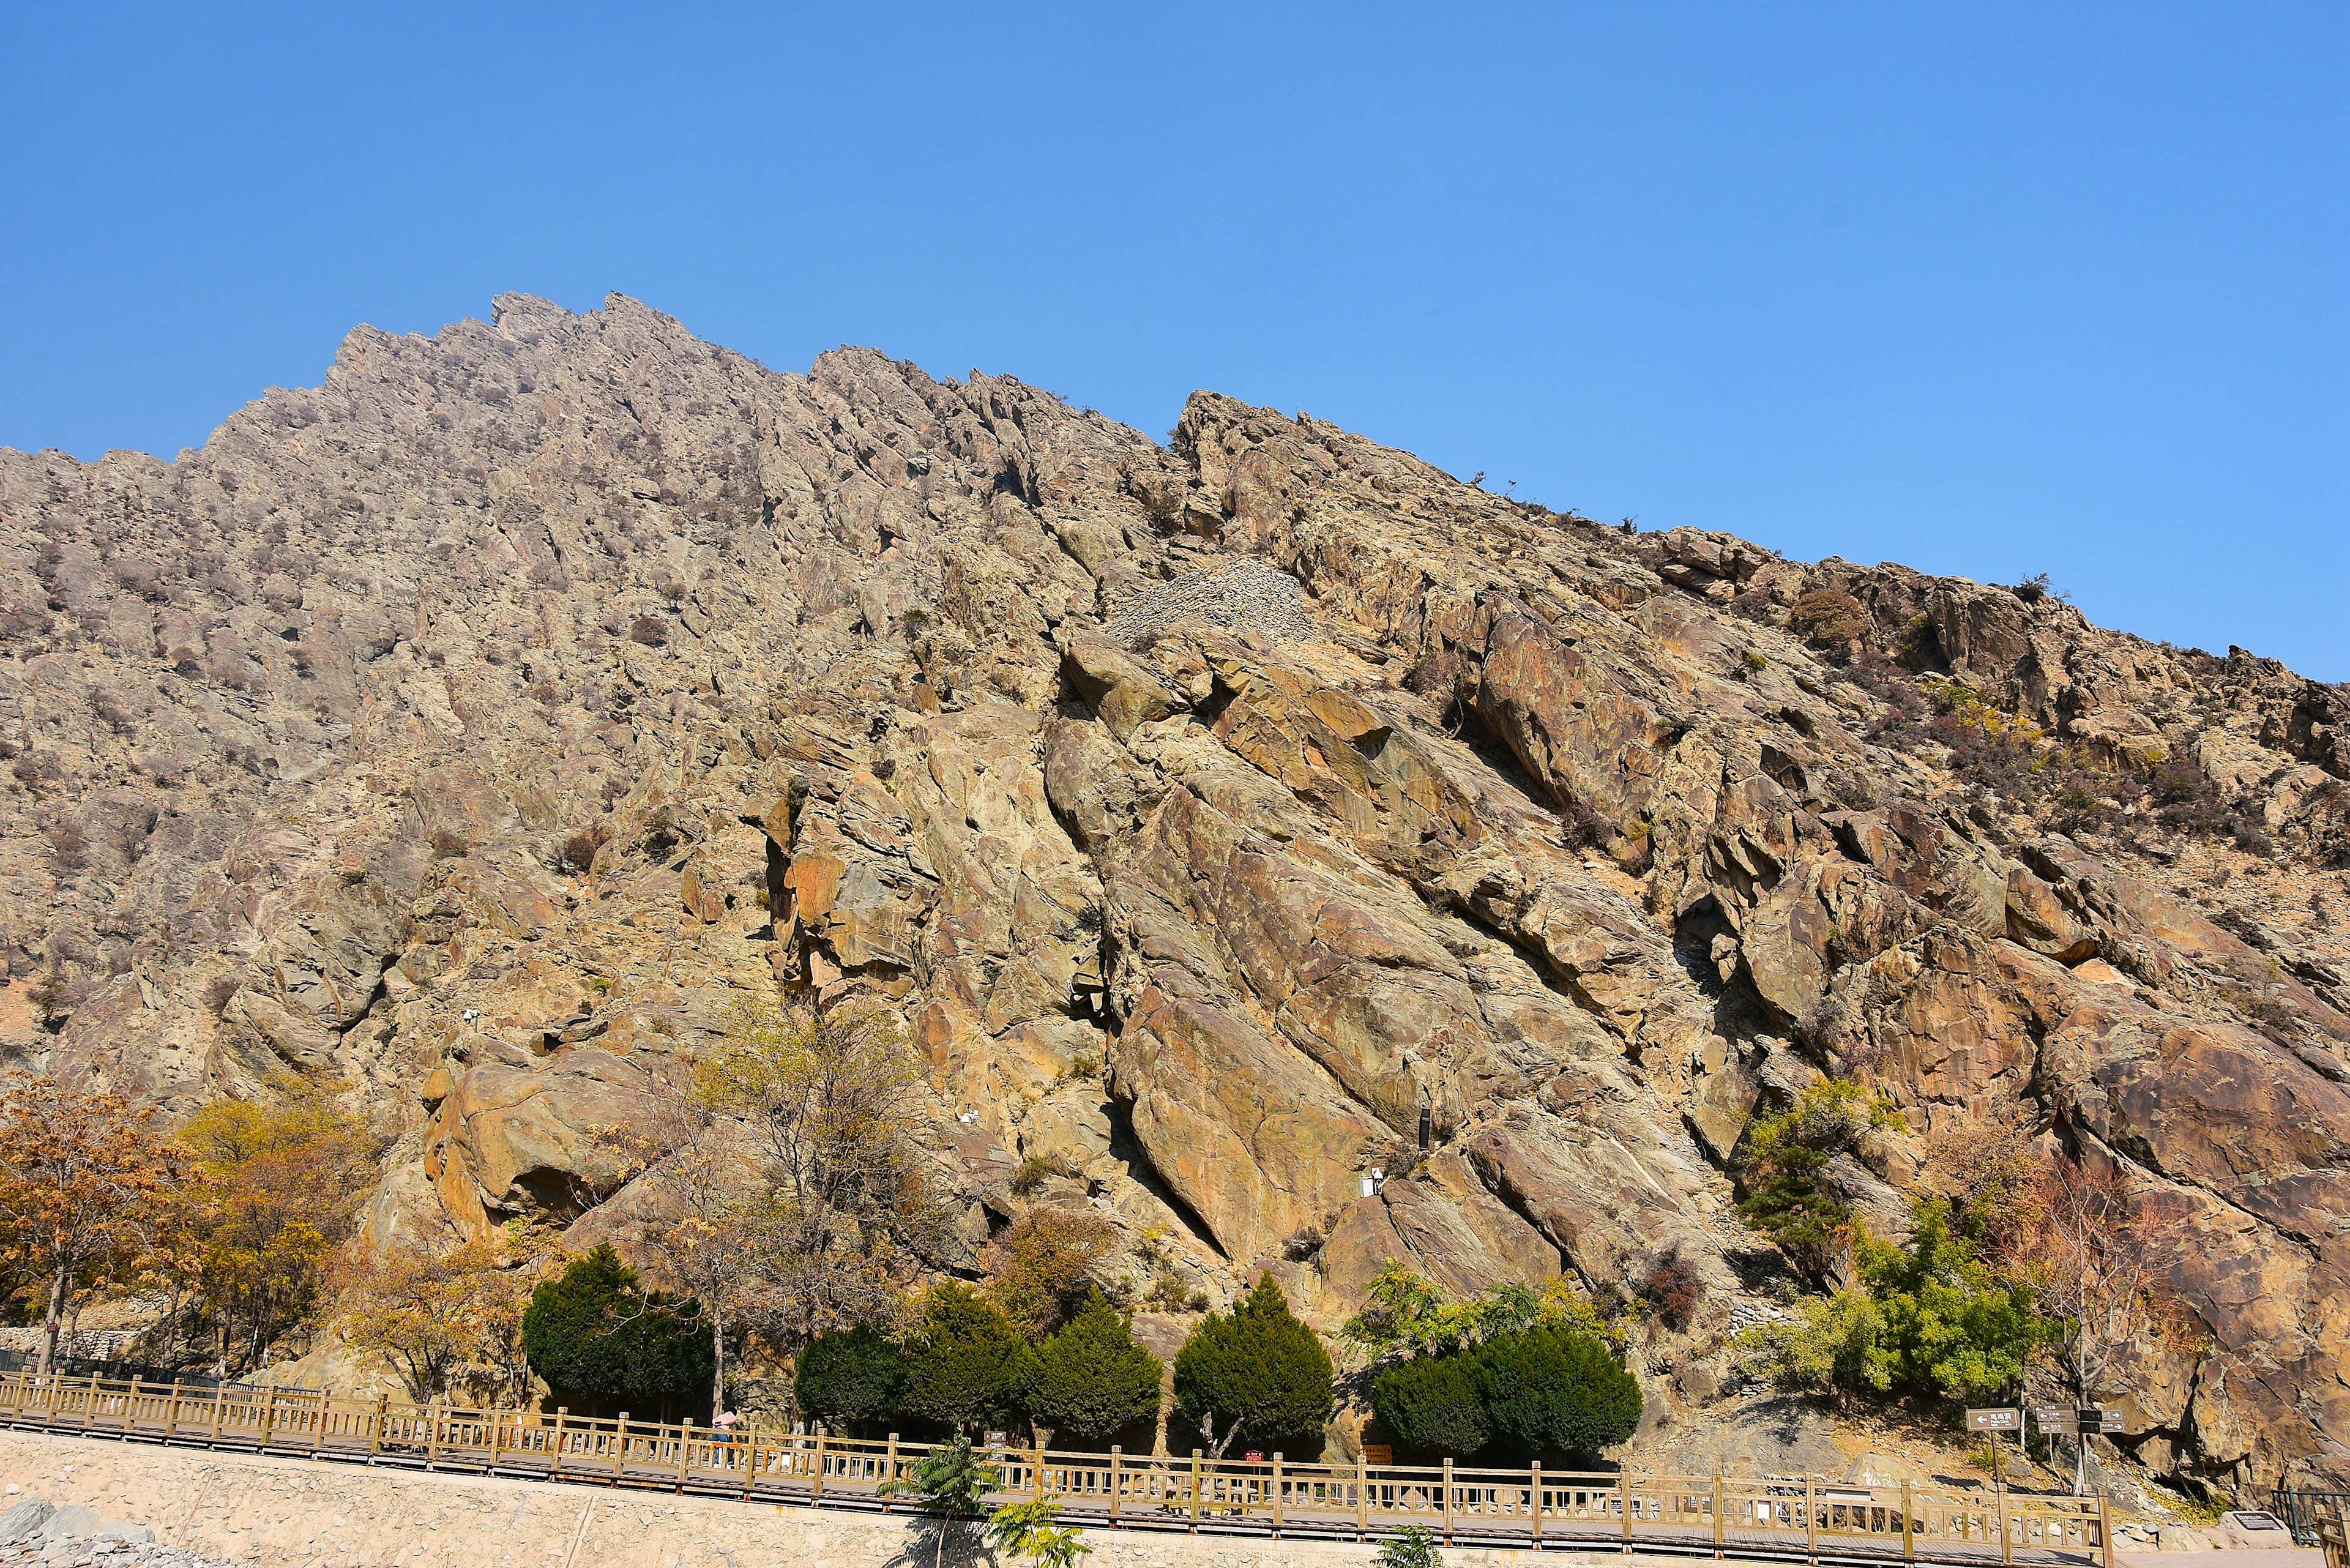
[4, 4, 2343, 678]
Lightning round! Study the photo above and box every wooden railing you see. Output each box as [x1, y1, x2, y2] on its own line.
[0, 1369, 2109, 1564]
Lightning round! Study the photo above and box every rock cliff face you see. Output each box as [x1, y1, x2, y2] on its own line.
[2, 294, 2345, 1488]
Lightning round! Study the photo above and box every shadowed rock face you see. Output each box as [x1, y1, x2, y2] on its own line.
[3, 293, 2346, 1488]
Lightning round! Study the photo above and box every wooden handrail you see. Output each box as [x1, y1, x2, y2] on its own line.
[0, 1368, 2113, 1563]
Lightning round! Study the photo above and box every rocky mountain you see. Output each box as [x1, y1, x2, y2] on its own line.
[2, 294, 2344, 1490]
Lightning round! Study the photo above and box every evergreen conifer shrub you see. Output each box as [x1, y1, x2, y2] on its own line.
[1028, 1285, 1162, 1446]
[520, 1243, 714, 1416]
[1475, 1324, 1641, 1455]
[903, 1282, 1035, 1435]
[794, 1324, 908, 1435]
[1174, 1273, 1334, 1454]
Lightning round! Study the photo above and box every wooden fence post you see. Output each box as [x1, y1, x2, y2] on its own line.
[1997, 1480, 2012, 1567]
[739, 1425, 757, 1501]
[882, 1433, 898, 1511]
[260, 1387, 278, 1451]
[1621, 1468, 1633, 1553]
[1533, 1460, 1545, 1550]
[1714, 1473, 1725, 1558]
[2098, 1489, 2113, 1568]
[1357, 1455, 1369, 1542]
[811, 1429, 827, 1506]
[1903, 1479, 1915, 1561]
[1109, 1447, 1122, 1528]
[207, 1381, 226, 1444]
[549, 1408, 567, 1480]
[425, 1402, 441, 1469]
[1272, 1454, 1283, 1538]
[83, 1372, 103, 1432]
[164, 1379, 182, 1443]
[1190, 1450, 1202, 1531]
[1445, 1457, 1455, 1546]
[488, 1409, 505, 1472]
[121, 1377, 142, 1440]
[1805, 1476, 1818, 1563]
[610, 1414, 627, 1485]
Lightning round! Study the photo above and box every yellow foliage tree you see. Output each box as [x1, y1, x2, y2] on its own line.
[177, 1085, 376, 1376]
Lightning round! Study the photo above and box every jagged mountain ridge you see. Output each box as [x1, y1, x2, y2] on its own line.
[1, 293, 2344, 1488]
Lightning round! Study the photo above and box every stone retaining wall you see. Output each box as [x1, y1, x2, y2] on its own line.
[0, 1430, 1626, 1567]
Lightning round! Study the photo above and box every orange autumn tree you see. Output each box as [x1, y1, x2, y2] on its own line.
[337, 1222, 564, 1403]
[0, 1073, 187, 1373]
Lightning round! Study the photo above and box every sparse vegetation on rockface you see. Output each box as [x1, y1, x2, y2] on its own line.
[4, 294, 2345, 1494]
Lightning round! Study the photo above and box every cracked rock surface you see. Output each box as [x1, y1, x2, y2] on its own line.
[2, 293, 2345, 1490]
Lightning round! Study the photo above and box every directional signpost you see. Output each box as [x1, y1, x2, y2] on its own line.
[1968, 1409, 2022, 1485]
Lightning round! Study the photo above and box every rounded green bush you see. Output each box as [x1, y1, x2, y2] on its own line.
[521, 1243, 713, 1416]
[1370, 1350, 1489, 1458]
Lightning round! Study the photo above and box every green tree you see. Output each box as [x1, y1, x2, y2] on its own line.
[1737, 1078, 1891, 1277]
[1475, 1324, 1642, 1456]
[1736, 1202, 2046, 1409]
[520, 1244, 714, 1417]
[1174, 1273, 1334, 1455]
[794, 1324, 907, 1435]
[1370, 1349, 1488, 1458]
[903, 1282, 1035, 1435]
[1374, 1526, 1444, 1568]
[1028, 1286, 1162, 1447]
[881, 1431, 997, 1568]
[987, 1496, 1092, 1567]
[1862, 1204, 2043, 1402]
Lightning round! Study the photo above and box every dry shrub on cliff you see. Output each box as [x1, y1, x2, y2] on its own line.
[983, 1208, 1115, 1337]
[1789, 588, 1873, 651]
